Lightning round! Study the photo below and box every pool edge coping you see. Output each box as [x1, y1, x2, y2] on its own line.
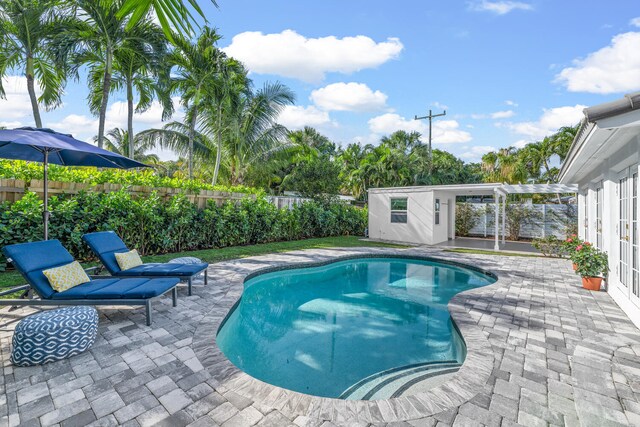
[191, 247, 499, 423]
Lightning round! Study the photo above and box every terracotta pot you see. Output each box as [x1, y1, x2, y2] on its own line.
[572, 263, 578, 271]
[582, 276, 603, 291]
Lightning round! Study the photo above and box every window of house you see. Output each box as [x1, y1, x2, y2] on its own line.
[390, 198, 408, 223]
[435, 198, 441, 225]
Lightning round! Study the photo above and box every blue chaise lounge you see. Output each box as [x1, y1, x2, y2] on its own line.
[82, 231, 208, 296]
[2, 240, 179, 326]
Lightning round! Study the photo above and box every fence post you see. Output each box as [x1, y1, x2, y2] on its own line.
[483, 203, 487, 237]
[542, 204, 546, 238]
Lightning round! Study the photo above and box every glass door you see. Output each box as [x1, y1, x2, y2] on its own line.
[632, 173, 640, 307]
[617, 167, 640, 309]
[596, 185, 603, 249]
[619, 173, 630, 289]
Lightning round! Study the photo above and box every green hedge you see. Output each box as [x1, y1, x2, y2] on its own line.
[0, 191, 367, 270]
[0, 160, 260, 194]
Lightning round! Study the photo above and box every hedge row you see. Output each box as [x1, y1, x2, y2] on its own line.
[0, 160, 260, 194]
[0, 191, 367, 270]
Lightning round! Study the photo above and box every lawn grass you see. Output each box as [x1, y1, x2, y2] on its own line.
[444, 248, 543, 257]
[0, 236, 406, 291]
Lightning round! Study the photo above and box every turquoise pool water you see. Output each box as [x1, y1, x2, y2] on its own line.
[216, 257, 496, 399]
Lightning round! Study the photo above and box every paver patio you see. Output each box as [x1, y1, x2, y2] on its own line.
[1, 247, 640, 427]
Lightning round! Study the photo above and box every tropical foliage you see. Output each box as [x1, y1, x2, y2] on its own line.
[0, 191, 367, 270]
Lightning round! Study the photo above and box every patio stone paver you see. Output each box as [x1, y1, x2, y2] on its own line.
[2, 246, 640, 426]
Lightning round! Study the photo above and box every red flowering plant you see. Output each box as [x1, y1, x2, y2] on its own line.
[561, 234, 583, 258]
[572, 242, 609, 278]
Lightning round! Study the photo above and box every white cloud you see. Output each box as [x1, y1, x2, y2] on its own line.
[491, 110, 515, 119]
[431, 101, 449, 110]
[278, 105, 332, 130]
[513, 139, 529, 149]
[367, 113, 472, 144]
[502, 105, 585, 140]
[223, 30, 403, 83]
[471, 110, 515, 120]
[468, 1, 533, 15]
[459, 145, 497, 162]
[310, 82, 387, 112]
[630, 17, 640, 27]
[0, 76, 41, 127]
[555, 32, 640, 94]
[505, 100, 518, 107]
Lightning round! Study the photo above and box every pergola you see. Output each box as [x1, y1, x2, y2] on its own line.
[413, 183, 578, 250]
[492, 183, 578, 250]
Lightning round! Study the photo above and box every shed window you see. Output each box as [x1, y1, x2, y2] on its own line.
[435, 198, 441, 225]
[390, 198, 408, 223]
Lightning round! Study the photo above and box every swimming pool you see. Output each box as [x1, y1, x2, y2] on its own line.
[216, 257, 496, 399]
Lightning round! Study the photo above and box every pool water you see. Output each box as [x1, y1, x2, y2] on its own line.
[216, 257, 495, 399]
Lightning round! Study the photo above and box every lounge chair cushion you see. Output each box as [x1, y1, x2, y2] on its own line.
[42, 261, 90, 292]
[83, 231, 208, 278]
[3, 240, 75, 299]
[82, 231, 129, 274]
[115, 249, 143, 271]
[50, 277, 179, 300]
[113, 262, 208, 277]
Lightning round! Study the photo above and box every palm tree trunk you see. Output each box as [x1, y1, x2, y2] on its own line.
[26, 56, 42, 128]
[127, 79, 134, 159]
[188, 105, 198, 179]
[97, 53, 113, 149]
[212, 105, 223, 185]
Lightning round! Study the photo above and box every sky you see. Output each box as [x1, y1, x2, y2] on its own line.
[1, 0, 640, 162]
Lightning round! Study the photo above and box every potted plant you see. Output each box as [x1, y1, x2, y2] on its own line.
[573, 243, 608, 291]
[563, 234, 582, 270]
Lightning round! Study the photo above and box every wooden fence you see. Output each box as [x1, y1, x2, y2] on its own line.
[0, 178, 252, 208]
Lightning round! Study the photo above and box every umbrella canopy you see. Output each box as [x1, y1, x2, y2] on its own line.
[0, 127, 147, 168]
[0, 127, 148, 239]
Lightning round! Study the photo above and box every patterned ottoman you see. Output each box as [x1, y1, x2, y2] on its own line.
[11, 306, 98, 366]
[168, 256, 204, 264]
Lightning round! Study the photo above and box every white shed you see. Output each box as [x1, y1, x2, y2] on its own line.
[368, 182, 577, 247]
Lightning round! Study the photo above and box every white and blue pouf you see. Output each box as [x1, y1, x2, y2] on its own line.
[168, 256, 203, 264]
[11, 306, 98, 366]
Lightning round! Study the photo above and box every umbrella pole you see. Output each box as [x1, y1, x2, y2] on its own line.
[43, 150, 49, 240]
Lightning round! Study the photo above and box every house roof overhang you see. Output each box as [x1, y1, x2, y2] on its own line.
[559, 92, 640, 184]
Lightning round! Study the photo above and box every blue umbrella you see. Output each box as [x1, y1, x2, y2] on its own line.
[0, 127, 148, 239]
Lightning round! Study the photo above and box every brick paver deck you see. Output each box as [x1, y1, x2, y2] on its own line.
[1, 247, 640, 426]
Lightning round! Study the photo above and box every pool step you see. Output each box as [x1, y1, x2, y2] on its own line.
[339, 360, 461, 400]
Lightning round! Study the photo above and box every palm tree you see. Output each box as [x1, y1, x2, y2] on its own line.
[101, 127, 160, 163]
[551, 125, 579, 162]
[56, 0, 162, 149]
[481, 147, 528, 184]
[169, 27, 225, 179]
[135, 119, 219, 180]
[220, 81, 295, 185]
[205, 57, 248, 185]
[0, 0, 65, 127]
[118, 0, 217, 41]
[111, 19, 172, 160]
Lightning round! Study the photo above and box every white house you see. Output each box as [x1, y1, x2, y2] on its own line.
[559, 91, 640, 328]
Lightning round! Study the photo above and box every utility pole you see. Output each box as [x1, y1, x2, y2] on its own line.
[414, 109, 446, 174]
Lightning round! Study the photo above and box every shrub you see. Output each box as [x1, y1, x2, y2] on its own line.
[531, 235, 565, 257]
[0, 190, 367, 270]
[455, 203, 481, 237]
[505, 202, 542, 241]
